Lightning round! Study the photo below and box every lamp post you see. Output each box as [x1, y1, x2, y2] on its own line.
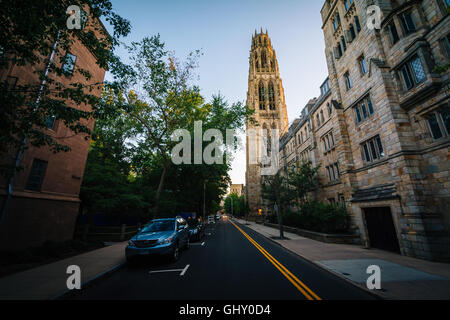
[203, 179, 208, 222]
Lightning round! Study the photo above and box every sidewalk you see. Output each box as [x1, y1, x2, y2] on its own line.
[0, 242, 127, 300]
[234, 218, 450, 300]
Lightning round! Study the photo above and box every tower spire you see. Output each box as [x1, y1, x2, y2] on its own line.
[245, 32, 289, 217]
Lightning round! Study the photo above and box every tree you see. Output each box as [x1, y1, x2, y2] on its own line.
[102, 36, 253, 218]
[287, 160, 320, 205]
[261, 171, 293, 217]
[0, 1, 131, 175]
[224, 193, 246, 217]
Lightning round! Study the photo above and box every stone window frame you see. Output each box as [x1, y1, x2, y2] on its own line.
[439, 33, 450, 60]
[397, 54, 427, 92]
[353, 94, 375, 125]
[358, 54, 368, 76]
[344, 71, 352, 90]
[399, 9, 417, 36]
[321, 130, 336, 155]
[425, 107, 450, 141]
[360, 135, 385, 165]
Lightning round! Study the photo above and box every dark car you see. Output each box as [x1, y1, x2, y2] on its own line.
[187, 218, 205, 242]
[126, 217, 190, 263]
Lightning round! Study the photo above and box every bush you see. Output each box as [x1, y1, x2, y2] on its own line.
[270, 201, 350, 234]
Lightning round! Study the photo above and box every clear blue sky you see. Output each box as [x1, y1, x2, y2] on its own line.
[108, 0, 329, 185]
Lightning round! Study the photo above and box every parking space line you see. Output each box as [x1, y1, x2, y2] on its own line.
[180, 265, 190, 276]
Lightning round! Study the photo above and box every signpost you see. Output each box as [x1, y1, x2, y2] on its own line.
[274, 203, 284, 240]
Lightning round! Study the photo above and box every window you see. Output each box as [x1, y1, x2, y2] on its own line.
[6, 76, 18, 90]
[388, 21, 400, 45]
[322, 132, 335, 153]
[45, 115, 56, 130]
[62, 53, 77, 75]
[349, 24, 356, 40]
[399, 55, 427, 90]
[401, 64, 414, 90]
[258, 81, 265, 110]
[361, 136, 385, 163]
[410, 56, 426, 83]
[400, 11, 416, 35]
[327, 103, 332, 117]
[344, 0, 354, 11]
[341, 36, 347, 52]
[359, 55, 368, 75]
[26, 159, 48, 191]
[268, 81, 276, 110]
[316, 114, 321, 127]
[326, 163, 340, 182]
[427, 109, 450, 140]
[344, 72, 352, 90]
[321, 79, 330, 96]
[354, 95, 375, 124]
[354, 16, 361, 33]
[439, 34, 450, 60]
[320, 110, 325, 123]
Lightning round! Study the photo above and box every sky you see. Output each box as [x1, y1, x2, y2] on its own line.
[107, 0, 329, 185]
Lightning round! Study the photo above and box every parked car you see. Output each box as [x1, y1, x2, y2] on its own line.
[187, 218, 205, 242]
[126, 217, 190, 263]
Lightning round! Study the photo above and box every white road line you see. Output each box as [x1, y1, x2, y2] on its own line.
[149, 269, 184, 274]
[180, 265, 190, 276]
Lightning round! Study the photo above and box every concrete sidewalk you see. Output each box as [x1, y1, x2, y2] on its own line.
[234, 218, 450, 300]
[0, 242, 127, 300]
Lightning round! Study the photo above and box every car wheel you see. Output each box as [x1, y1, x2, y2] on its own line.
[172, 243, 180, 262]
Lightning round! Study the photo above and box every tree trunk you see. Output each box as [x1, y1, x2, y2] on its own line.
[153, 163, 168, 218]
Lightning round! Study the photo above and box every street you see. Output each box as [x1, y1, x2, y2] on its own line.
[65, 218, 377, 300]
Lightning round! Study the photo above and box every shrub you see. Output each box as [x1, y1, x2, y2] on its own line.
[270, 201, 350, 234]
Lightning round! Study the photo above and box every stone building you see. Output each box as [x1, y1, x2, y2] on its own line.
[230, 184, 245, 197]
[245, 30, 289, 216]
[0, 10, 108, 251]
[264, 0, 450, 261]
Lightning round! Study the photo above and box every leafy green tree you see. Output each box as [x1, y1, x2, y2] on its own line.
[102, 36, 252, 218]
[0, 0, 131, 176]
[262, 171, 293, 216]
[287, 160, 320, 205]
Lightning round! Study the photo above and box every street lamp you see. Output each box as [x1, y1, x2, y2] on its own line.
[203, 179, 208, 222]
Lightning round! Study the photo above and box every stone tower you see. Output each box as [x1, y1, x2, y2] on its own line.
[245, 29, 289, 216]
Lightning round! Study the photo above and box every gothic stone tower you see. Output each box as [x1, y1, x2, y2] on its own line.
[245, 29, 289, 216]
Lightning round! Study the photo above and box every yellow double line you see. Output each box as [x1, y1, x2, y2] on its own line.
[229, 219, 321, 300]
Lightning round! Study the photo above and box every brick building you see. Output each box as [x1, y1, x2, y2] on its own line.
[0, 11, 108, 251]
[270, 0, 450, 261]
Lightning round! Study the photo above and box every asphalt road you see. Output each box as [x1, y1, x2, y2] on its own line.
[65, 218, 377, 300]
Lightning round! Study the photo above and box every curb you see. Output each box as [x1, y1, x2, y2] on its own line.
[232, 218, 385, 300]
[51, 261, 126, 300]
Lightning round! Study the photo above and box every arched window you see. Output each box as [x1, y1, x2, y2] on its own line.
[268, 81, 276, 110]
[258, 81, 266, 110]
[261, 50, 267, 70]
